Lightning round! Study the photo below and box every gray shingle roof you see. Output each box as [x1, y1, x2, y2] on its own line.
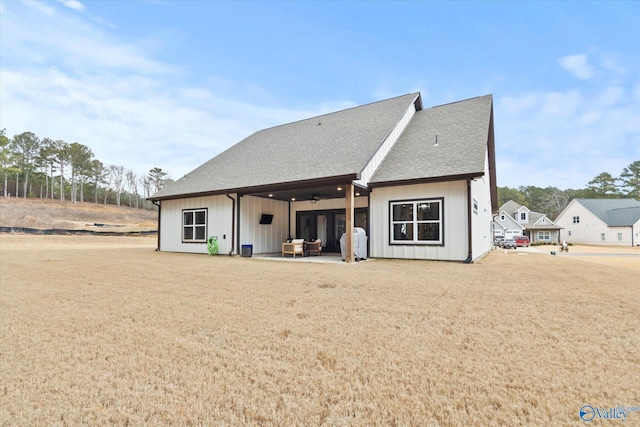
[499, 200, 523, 215]
[497, 200, 561, 229]
[151, 93, 420, 200]
[577, 199, 640, 226]
[369, 95, 492, 185]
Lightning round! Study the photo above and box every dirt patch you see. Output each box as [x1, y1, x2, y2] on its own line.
[0, 197, 157, 232]
[1, 235, 638, 425]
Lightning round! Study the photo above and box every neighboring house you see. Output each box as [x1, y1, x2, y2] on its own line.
[149, 93, 498, 262]
[493, 200, 562, 243]
[555, 198, 640, 246]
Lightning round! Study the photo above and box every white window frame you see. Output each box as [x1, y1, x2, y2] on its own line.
[390, 198, 444, 245]
[537, 231, 550, 241]
[573, 216, 580, 224]
[617, 233, 622, 241]
[600, 233, 606, 241]
[182, 208, 208, 243]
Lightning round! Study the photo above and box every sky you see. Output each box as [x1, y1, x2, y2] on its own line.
[1, 0, 639, 190]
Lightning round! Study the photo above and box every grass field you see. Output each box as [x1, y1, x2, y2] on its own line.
[1, 235, 638, 426]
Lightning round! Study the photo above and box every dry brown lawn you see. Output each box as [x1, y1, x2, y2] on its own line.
[1, 235, 638, 426]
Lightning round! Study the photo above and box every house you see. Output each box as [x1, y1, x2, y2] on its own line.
[149, 92, 498, 262]
[493, 200, 562, 243]
[555, 198, 640, 246]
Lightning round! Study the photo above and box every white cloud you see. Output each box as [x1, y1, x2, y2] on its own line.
[541, 90, 581, 117]
[56, 0, 85, 11]
[500, 92, 539, 116]
[4, 1, 173, 75]
[558, 54, 594, 80]
[633, 83, 640, 101]
[598, 86, 624, 106]
[496, 68, 640, 189]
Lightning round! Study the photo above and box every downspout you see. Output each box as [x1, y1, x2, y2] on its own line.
[225, 193, 235, 255]
[152, 200, 161, 251]
[464, 179, 473, 263]
[631, 225, 634, 247]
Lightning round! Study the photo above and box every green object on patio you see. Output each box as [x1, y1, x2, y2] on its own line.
[207, 236, 218, 255]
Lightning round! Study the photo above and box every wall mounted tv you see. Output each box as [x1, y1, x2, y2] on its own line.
[259, 214, 274, 225]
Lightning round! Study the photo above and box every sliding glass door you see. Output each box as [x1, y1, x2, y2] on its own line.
[296, 208, 367, 253]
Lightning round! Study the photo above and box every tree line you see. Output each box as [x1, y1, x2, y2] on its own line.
[498, 161, 640, 220]
[0, 129, 170, 209]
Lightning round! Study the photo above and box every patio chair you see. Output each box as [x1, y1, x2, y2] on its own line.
[282, 239, 304, 258]
[306, 239, 322, 256]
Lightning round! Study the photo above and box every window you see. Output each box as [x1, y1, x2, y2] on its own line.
[390, 198, 443, 245]
[600, 233, 605, 241]
[183, 208, 207, 243]
[473, 199, 478, 215]
[617, 233, 623, 241]
[568, 231, 572, 236]
[520, 212, 527, 221]
[537, 231, 550, 241]
[573, 216, 580, 224]
[500, 214, 505, 221]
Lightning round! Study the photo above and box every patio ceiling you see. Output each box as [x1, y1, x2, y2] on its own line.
[249, 183, 369, 202]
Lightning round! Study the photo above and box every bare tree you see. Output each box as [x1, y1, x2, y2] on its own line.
[139, 175, 152, 210]
[110, 165, 125, 207]
[540, 187, 572, 219]
[125, 169, 138, 208]
[102, 167, 112, 205]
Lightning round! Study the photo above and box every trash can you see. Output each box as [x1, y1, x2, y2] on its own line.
[241, 244, 253, 257]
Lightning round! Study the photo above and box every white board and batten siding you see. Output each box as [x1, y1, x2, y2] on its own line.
[369, 180, 469, 261]
[159, 194, 235, 254]
[469, 153, 494, 260]
[239, 196, 290, 254]
[355, 102, 417, 188]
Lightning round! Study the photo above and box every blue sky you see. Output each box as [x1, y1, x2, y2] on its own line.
[1, 0, 639, 190]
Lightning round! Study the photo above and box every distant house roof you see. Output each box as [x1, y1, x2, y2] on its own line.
[498, 200, 561, 230]
[369, 95, 493, 186]
[576, 199, 640, 226]
[150, 92, 495, 203]
[499, 200, 523, 215]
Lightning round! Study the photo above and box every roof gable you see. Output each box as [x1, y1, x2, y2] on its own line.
[499, 200, 523, 214]
[369, 95, 493, 185]
[152, 93, 420, 200]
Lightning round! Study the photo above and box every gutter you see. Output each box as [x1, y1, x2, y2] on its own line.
[464, 179, 473, 264]
[225, 193, 235, 255]
[152, 200, 161, 251]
